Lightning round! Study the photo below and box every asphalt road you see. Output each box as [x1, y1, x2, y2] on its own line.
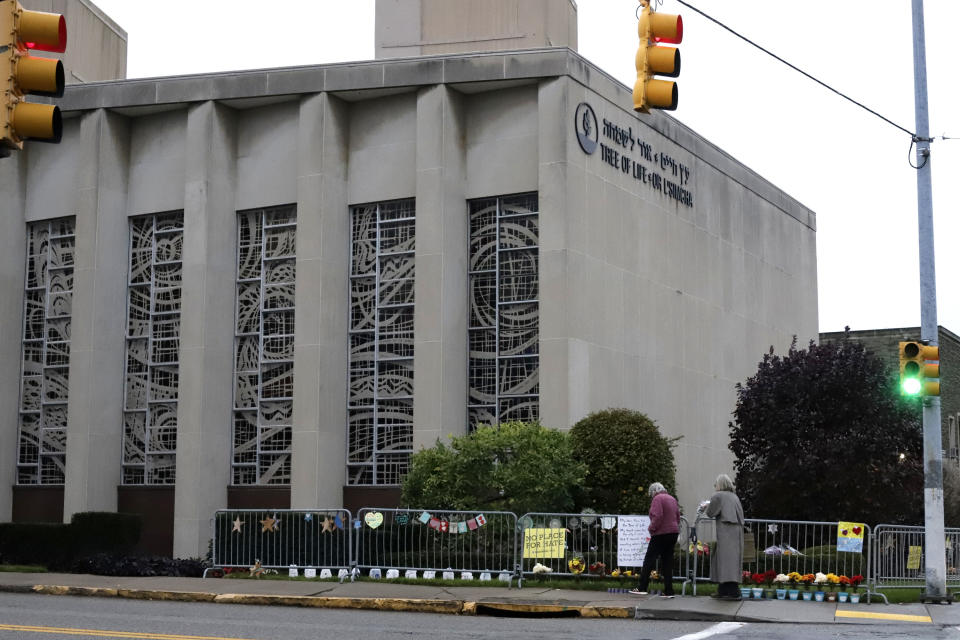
[1, 593, 959, 640]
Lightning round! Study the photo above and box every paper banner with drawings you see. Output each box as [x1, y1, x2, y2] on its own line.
[836, 521, 866, 553]
[522, 528, 566, 559]
[617, 515, 651, 566]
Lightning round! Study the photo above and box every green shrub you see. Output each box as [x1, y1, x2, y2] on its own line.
[570, 409, 679, 514]
[0, 512, 142, 568]
[402, 421, 586, 515]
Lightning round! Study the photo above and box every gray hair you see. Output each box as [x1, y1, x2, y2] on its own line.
[648, 482, 666, 497]
[714, 474, 736, 492]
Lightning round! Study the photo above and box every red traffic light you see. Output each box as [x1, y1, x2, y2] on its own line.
[19, 8, 66, 53]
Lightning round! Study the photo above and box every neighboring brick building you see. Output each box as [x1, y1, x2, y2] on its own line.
[820, 326, 960, 457]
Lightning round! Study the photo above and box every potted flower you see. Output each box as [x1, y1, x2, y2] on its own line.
[837, 575, 851, 602]
[800, 573, 815, 601]
[740, 570, 753, 600]
[813, 572, 828, 601]
[762, 569, 777, 598]
[786, 571, 802, 600]
[750, 572, 765, 599]
[825, 573, 841, 602]
[773, 573, 790, 600]
[848, 574, 864, 603]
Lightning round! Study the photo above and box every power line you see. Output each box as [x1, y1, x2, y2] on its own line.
[673, 0, 919, 140]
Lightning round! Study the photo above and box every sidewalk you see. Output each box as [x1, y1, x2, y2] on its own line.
[0, 572, 957, 626]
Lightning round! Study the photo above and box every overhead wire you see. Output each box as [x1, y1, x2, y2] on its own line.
[672, 0, 917, 139]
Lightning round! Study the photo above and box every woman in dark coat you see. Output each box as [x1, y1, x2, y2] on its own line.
[706, 473, 744, 600]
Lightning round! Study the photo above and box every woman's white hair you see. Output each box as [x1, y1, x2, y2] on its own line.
[648, 482, 666, 496]
[714, 473, 736, 492]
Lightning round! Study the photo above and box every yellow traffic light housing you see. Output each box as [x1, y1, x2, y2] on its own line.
[899, 341, 940, 397]
[1, 0, 66, 152]
[633, 1, 682, 113]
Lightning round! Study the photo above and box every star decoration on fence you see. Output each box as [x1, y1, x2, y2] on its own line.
[321, 517, 336, 533]
[261, 515, 278, 533]
[232, 517, 244, 533]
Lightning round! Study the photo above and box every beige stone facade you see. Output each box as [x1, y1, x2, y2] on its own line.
[0, 48, 817, 557]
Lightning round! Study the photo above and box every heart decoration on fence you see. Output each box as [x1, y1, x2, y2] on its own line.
[364, 512, 384, 529]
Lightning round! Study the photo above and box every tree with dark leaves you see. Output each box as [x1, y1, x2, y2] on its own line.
[729, 331, 923, 525]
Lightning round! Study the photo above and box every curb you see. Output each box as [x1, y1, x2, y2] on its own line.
[0, 584, 638, 619]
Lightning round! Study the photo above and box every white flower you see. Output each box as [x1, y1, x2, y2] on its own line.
[814, 572, 828, 584]
[773, 573, 790, 583]
[532, 563, 553, 574]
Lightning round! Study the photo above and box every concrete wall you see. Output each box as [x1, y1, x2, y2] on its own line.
[24, 0, 126, 83]
[0, 50, 818, 553]
[538, 77, 818, 513]
[376, 0, 577, 58]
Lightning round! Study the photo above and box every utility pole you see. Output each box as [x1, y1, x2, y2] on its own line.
[911, 0, 947, 603]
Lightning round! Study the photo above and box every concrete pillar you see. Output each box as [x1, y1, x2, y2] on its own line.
[0, 150, 27, 520]
[174, 101, 237, 557]
[63, 109, 130, 519]
[413, 84, 468, 449]
[290, 93, 350, 509]
[537, 77, 573, 429]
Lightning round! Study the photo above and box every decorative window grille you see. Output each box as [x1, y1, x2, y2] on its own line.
[348, 199, 415, 485]
[232, 205, 296, 485]
[122, 212, 184, 485]
[467, 193, 539, 430]
[17, 218, 75, 484]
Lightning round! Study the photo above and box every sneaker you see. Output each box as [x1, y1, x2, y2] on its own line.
[628, 589, 648, 595]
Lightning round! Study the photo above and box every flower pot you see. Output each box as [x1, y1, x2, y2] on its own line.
[801, 591, 813, 601]
[838, 592, 848, 603]
[740, 588, 752, 599]
[788, 589, 799, 600]
[826, 592, 837, 602]
[814, 591, 825, 602]
[752, 587, 764, 599]
[775, 588, 787, 600]
[849, 593, 861, 604]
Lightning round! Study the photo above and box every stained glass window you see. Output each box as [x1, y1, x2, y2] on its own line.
[232, 205, 296, 485]
[468, 194, 539, 429]
[348, 199, 415, 485]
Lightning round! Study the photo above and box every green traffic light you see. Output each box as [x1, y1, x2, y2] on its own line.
[902, 377, 922, 396]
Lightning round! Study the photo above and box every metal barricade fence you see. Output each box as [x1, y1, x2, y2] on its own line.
[685, 517, 873, 597]
[353, 508, 518, 580]
[211, 509, 353, 572]
[872, 524, 960, 592]
[517, 512, 689, 589]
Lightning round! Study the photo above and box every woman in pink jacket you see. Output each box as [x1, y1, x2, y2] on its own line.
[630, 482, 680, 597]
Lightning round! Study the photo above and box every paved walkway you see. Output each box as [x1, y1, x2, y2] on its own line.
[0, 572, 957, 626]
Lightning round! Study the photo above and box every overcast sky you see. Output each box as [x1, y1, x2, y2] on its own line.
[88, 0, 960, 338]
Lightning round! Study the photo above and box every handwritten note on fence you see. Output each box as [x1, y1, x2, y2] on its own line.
[617, 516, 651, 567]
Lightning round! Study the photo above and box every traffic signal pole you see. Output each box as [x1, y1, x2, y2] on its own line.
[910, 0, 947, 602]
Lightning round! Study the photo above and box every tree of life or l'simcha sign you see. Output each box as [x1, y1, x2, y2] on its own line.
[617, 516, 651, 567]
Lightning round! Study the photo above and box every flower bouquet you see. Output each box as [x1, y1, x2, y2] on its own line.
[568, 557, 585, 575]
[589, 561, 607, 576]
[786, 572, 802, 600]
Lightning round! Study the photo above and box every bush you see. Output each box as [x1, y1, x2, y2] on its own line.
[0, 511, 141, 568]
[402, 421, 586, 515]
[65, 553, 206, 577]
[569, 409, 679, 514]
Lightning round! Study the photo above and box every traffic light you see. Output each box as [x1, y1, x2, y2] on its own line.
[633, 2, 682, 113]
[899, 341, 940, 397]
[1, 0, 66, 152]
